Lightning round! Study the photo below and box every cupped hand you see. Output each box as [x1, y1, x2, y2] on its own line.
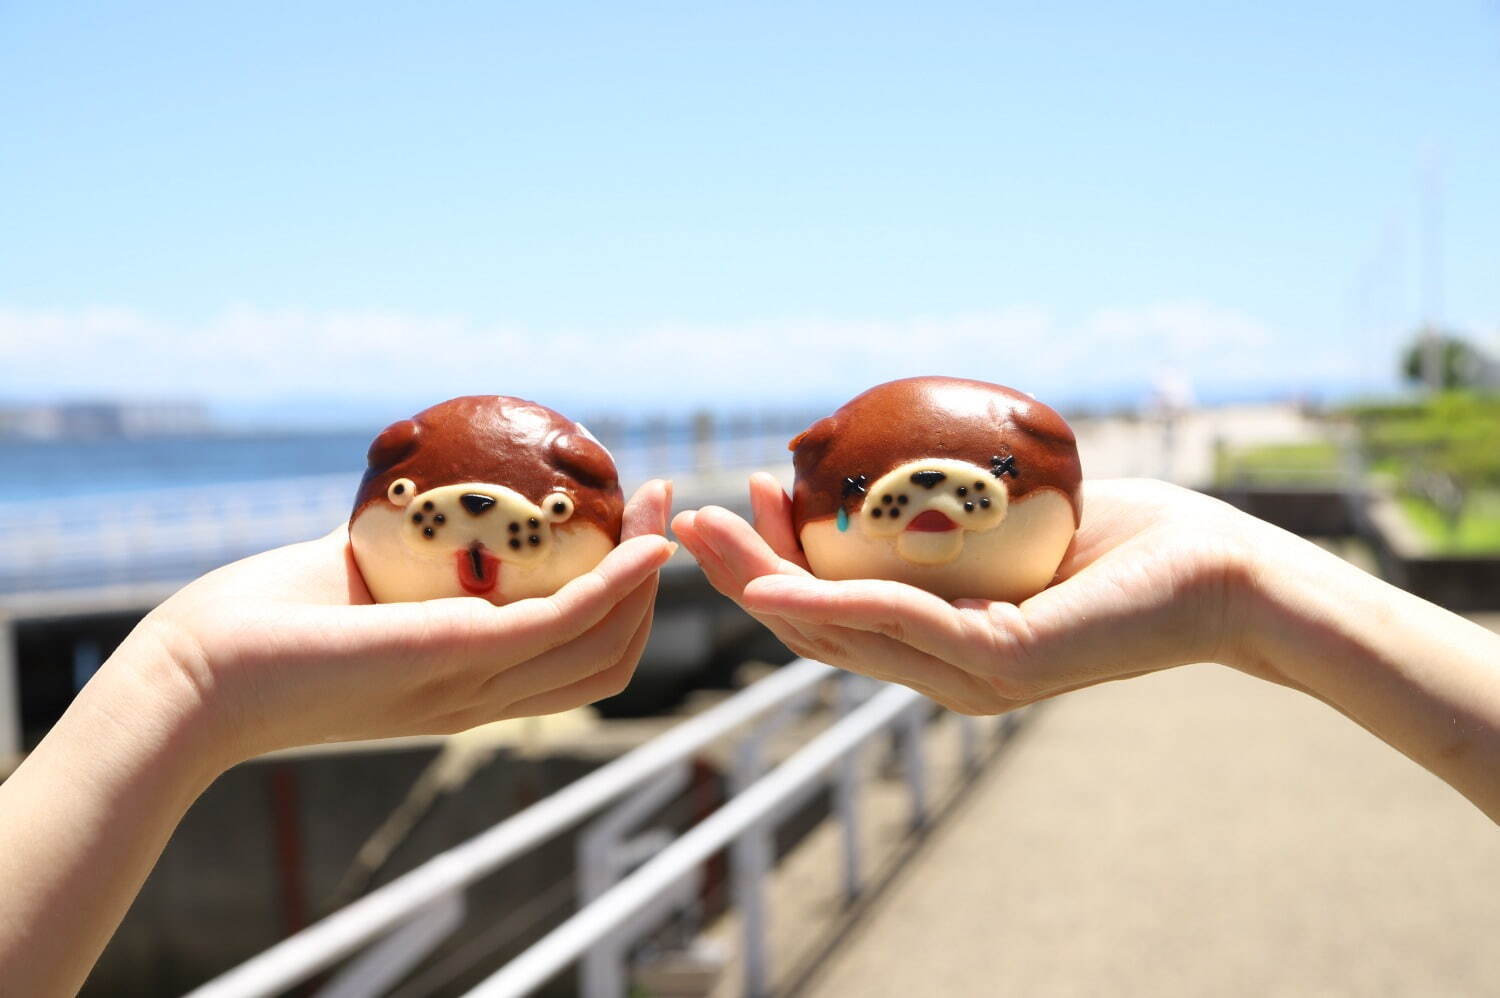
[672, 474, 1263, 715]
[137, 479, 675, 767]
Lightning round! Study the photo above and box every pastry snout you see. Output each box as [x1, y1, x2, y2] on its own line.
[386, 479, 575, 565]
[857, 458, 1009, 565]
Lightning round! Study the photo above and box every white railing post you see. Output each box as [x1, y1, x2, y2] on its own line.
[833, 673, 866, 902]
[728, 685, 818, 998]
[577, 763, 691, 998]
[462, 683, 921, 998]
[0, 614, 19, 765]
[959, 714, 979, 773]
[900, 700, 928, 830]
[731, 819, 773, 998]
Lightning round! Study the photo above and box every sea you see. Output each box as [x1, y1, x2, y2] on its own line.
[1, 417, 812, 504]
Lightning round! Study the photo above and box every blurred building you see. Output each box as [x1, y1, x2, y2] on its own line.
[0, 400, 213, 439]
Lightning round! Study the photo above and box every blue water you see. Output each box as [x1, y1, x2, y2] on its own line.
[4, 432, 379, 501]
[1, 419, 806, 502]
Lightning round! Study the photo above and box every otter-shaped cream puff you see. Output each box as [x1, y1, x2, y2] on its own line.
[349, 396, 623, 605]
[790, 377, 1082, 603]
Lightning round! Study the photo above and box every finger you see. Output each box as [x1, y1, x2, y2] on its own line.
[480, 571, 659, 704]
[494, 591, 657, 719]
[740, 574, 996, 668]
[781, 621, 998, 713]
[425, 533, 671, 664]
[748, 472, 810, 571]
[693, 505, 811, 589]
[673, 510, 750, 599]
[622, 479, 672, 541]
[675, 510, 858, 675]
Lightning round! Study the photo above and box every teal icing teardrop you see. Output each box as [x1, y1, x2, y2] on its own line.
[836, 506, 849, 532]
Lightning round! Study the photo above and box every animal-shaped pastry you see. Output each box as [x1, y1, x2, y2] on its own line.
[349, 396, 623, 605]
[789, 377, 1082, 602]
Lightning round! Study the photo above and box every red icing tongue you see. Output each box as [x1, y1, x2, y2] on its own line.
[905, 509, 958, 532]
[456, 545, 502, 595]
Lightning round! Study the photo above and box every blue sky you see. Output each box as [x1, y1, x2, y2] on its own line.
[2, 1, 1497, 422]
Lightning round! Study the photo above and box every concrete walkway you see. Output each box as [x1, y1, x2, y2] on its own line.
[799, 645, 1500, 996]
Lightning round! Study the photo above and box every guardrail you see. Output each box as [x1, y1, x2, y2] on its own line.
[189, 660, 1002, 998]
[0, 417, 812, 597]
[0, 472, 359, 595]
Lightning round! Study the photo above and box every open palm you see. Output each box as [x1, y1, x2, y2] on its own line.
[673, 474, 1257, 714]
[143, 480, 675, 765]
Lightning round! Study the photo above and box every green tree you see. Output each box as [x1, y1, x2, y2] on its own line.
[1401, 330, 1491, 390]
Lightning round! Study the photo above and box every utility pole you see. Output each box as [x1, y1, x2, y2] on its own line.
[1420, 150, 1444, 393]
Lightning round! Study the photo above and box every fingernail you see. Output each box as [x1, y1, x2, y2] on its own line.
[665, 541, 680, 557]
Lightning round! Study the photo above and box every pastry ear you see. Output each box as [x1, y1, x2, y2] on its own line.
[788, 415, 836, 462]
[367, 419, 421, 471]
[551, 431, 617, 489]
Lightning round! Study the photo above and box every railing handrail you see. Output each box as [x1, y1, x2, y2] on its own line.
[462, 682, 921, 998]
[187, 659, 838, 998]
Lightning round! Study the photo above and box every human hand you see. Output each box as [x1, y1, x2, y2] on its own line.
[133, 479, 675, 769]
[673, 474, 1263, 714]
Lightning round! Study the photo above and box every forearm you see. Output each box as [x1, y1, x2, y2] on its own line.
[0, 627, 227, 996]
[1241, 533, 1500, 822]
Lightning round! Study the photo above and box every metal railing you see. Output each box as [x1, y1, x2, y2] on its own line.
[1, 414, 814, 597]
[190, 660, 999, 998]
[190, 659, 834, 997]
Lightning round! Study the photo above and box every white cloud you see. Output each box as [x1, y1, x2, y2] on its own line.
[0, 300, 1356, 412]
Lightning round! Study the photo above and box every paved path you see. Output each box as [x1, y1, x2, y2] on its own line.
[799, 645, 1500, 996]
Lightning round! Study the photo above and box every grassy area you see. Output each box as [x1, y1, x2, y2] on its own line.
[1397, 491, 1500, 554]
[1213, 441, 1344, 487]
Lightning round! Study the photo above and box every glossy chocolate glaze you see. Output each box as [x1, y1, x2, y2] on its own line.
[789, 377, 1082, 533]
[351, 395, 623, 541]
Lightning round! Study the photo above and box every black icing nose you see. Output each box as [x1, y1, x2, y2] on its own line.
[910, 470, 947, 488]
[460, 493, 497, 515]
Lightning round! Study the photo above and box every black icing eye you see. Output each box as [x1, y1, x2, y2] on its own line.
[411, 513, 423, 524]
[871, 508, 883, 518]
[974, 481, 985, 491]
[433, 513, 445, 524]
[980, 497, 991, 509]
[897, 494, 908, 505]
[990, 455, 1019, 479]
[422, 526, 435, 538]
[881, 495, 892, 505]
[387, 478, 417, 505]
[956, 486, 967, 497]
[422, 500, 435, 511]
[543, 492, 575, 521]
[842, 475, 868, 500]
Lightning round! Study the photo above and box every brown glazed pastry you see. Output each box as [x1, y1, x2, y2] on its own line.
[790, 377, 1082, 602]
[349, 396, 623, 605]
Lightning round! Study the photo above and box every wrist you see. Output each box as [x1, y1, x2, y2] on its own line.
[1227, 524, 1363, 692]
[91, 618, 241, 791]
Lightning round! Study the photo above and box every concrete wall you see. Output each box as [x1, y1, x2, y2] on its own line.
[1211, 487, 1500, 612]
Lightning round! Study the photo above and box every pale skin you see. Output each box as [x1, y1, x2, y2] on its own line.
[673, 473, 1500, 823]
[0, 480, 675, 998]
